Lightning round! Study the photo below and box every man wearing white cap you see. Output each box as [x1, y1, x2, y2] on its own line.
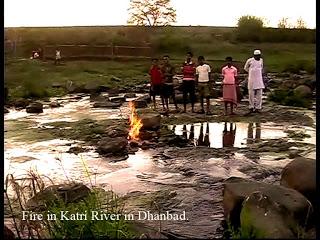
[244, 49, 265, 113]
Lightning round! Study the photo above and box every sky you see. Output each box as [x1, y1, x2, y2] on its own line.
[4, 0, 316, 28]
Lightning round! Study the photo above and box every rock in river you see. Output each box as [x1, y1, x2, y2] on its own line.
[280, 157, 316, 205]
[26, 102, 43, 113]
[293, 85, 312, 98]
[240, 191, 295, 238]
[139, 113, 161, 130]
[97, 137, 128, 156]
[223, 177, 312, 229]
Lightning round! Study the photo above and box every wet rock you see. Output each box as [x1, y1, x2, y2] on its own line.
[13, 98, 31, 109]
[67, 146, 87, 154]
[124, 93, 137, 98]
[4, 107, 9, 114]
[4, 225, 15, 240]
[109, 96, 126, 103]
[105, 125, 128, 138]
[240, 191, 295, 238]
[132, 99, 148, 108]
[97, 137, 128, 156]
[139, 113, 161, 130]
[223, 177, 312, 229]
[280, 157, 316, 205]
[136, 94, 151, 104]
[26, 183, 91, 211]
[84, 81, 100, 92]
[129, 140, 139, 148]
[26, 102, 43, 113]
[139, 130, 158, 140]
[90, 94, 108, 102]
[49, 101, 61, 108]
[98, 85, 110, 93]
[93, 101, 122, 108]
[293, 85, 312, 98]
[288, 150, 301, 159]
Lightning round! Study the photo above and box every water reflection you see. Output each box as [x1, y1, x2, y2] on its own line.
[223, 122, 236, 147]
[247, 122, 261, 144]
[169, 121, 283, 149]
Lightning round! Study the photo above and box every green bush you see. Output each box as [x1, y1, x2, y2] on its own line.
[236, 16, 264, 42]
[22, 78, 49, 98]
[282, 60, 316, 74]
[152, 34, 192, 53]
[268, 89, 312, 108]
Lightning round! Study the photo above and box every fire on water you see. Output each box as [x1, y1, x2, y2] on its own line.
[128, 101, 143, 140]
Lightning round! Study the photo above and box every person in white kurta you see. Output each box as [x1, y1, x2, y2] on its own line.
[244, 50, 265, 113]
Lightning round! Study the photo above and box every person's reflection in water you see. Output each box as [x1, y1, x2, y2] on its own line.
[197, 123, 204, 146]
[203, 122, 210, 147]
[223, 122, 236, 147]
[182, 124, 188, 139]
[247, 122, 261, 144]
[189, 124, 195, 140]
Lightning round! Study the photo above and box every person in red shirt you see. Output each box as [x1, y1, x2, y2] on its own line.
[181, 52, 196, 113]
[149, 58, 165, 110]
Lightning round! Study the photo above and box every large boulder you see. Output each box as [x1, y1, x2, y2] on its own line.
[93, 101, 122, 108]
[97, 137, 128, 156]
[26, 183, 91, 211]
[240, 191, 295, 238]
[223, 177, 312, 229]
[139, 113, 161, 130]
[280, 157, 316, 204]
[105, 125, 128, 138]
[26, 102, 43, 113]
[293, 85, 312, 98]
[13, 98, 31, 109]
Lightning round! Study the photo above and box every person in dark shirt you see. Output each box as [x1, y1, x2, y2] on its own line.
[149, 58, 165, 110]
[161, 55, 178, 112]
[181, 52, 196, 113]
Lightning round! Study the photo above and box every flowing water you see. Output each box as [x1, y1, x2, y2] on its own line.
[4, 93, 316, 238]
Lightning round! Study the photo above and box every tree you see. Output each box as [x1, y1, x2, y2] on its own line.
[295, 17, 307, 29]
[236, 15, 265, 42]
[278, 17, 291, 28]
[127, 0, 176, 26]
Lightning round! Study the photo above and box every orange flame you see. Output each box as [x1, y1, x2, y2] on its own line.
[128, 101, 143, 140]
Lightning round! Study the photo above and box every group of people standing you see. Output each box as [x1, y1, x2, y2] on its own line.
[149, 50, 265, 115]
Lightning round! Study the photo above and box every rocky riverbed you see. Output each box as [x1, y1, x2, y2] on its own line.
[4, 92, 316, 238]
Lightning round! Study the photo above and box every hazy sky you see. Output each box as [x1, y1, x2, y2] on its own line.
[4, 0, 316, 28]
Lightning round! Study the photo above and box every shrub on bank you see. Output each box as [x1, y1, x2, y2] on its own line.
[268, 89, 312, 108]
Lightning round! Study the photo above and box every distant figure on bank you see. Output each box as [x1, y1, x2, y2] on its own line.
[55, 49, 61, 65]
[196, 56, 212, 115]
[222, 57, 238, 115]
[181, 52, 196, 113]
[244, 50, 265, 113]
[161, 55, 178, 112]
[149, 58, 165, 110]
